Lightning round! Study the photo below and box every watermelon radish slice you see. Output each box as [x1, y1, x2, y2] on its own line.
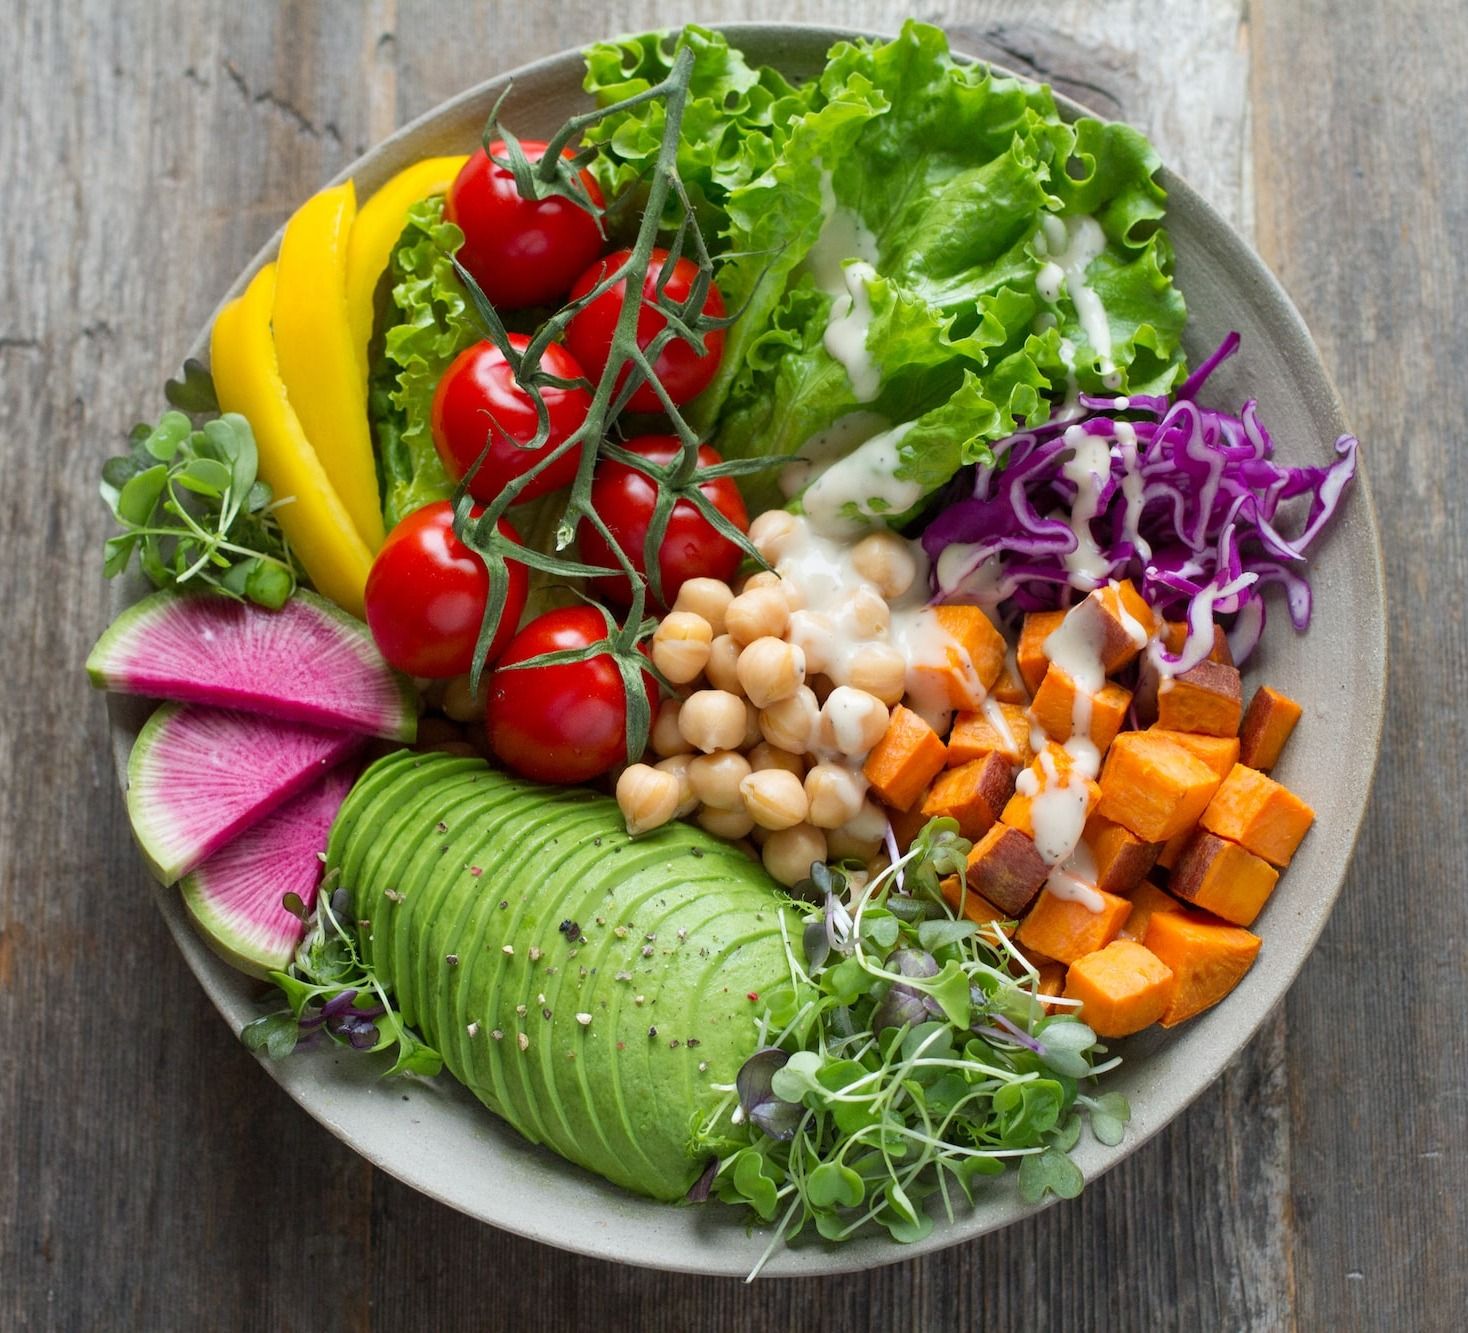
[88, 589, 417, 741]
[126, 702, 365, 883]
[180, 763, 356, 977]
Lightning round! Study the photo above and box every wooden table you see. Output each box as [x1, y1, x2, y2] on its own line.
[3, 1, 1461, 1328]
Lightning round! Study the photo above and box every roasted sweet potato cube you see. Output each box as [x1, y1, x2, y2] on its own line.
[1170, 830, 1280, 926]
[1016, 886, 1132, 965]
[1199, 764, 1315, 866]
[990, 660, 1029, 705]
[1147, 728, 1240, 780]
[965, 823, 1048, 917]
[1018, 610, 1066, 696]
[885, 793, 933, 854]
[1156, 659, 1243, 737]
[939, 874, 1015, 934]
[910, 605, 1006, 708]
[1119, 880, 1183, 942]
[1239, 686, 1303, 770]
[1161, 620, 1234, 666]
[922, 753, 1016, 840]
[946, 702, 1031, 767]
[1143, 908, 1261, 1027]
[863, 705, 946, 811]
[1083, 814, 1160, 894]
[1058, 580, 1157, 674]
[1063, 939, 1174, 1036]
[1036, 961, 1068, 1014]
[1002, 747, 1102, 856]
[1156, 825, 1194, 870]
[1097, 731, 1222, 842]
[1030, 666, 1132, 750]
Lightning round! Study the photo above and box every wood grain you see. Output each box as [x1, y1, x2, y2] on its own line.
[0, 0, 1459, 1329]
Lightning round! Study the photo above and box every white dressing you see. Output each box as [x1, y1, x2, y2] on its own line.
[822, 260, 882, 401]
[782, 410, 890, 500]
[1057, 424, 1114, 591]
[800, 422, 920, 537]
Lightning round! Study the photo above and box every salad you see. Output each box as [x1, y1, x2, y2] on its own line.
[87, 22, 1357, 1270]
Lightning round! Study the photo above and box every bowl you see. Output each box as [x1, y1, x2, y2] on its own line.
[104, 23, 1385, 1277]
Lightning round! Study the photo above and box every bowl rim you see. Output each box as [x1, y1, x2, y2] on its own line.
[105, 20, 1387, 1277]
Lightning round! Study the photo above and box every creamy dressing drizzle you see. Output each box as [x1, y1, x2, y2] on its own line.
[1058, 425, 1113, 591]
[1034, 213, 1118, 387]
[780, 410, 889, 500]
[800, 422, 920, 537]
[808, 170, 883, 403]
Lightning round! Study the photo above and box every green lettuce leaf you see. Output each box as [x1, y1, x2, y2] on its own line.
[369, 196, 481, 530]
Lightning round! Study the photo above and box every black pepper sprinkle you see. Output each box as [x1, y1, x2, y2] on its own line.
[595, 916, 606, 926]
[436, 821, 448, 833]
[668, 1039, 680, 1049]
[687, 1038, 701, 1048]
[690, 847, 704, 859]
[647, 1026, 658, 1038]
[445, 954, 459, 967]
[499, 900, 509, 910]
[559, 919, 581, 942]
[579, 966, 588, 978]
[542, 1008, 552, 1021]
[641, 945, 654, 958]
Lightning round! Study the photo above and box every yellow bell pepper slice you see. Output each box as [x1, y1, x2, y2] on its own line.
[272, 182, 385, 552]
[211, 264, 375, 619]
[344, 154, 469, 382]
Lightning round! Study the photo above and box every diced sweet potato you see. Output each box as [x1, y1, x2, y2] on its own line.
[922, 753, 1016, 840]
[1169, 830, 1280, 926]
[1143, 908, 1261, 1027]
[1156, 825, 1193, 870]
[990, 660, 1029, 705]
[965, 823, 1048, 917]
[1018, 610, 1066, 696]
[1096, 731, 1222, 842]
[939, 874, 1014, 934]
[910, 605, 1006, 708]
[946, 702, 1031, 767]
[1147, 728, 1240, 780]
[1002, 746, 1102, 845]
[1161, 620, 1234, 666]
[1063, 939, 1174, 1036]
[1239, 686, 1303, 770]
[885, 794, 932, 854]
[1016, 885, 1132, 965]
[1199, 764, 1315, 867]
[1119, 880, 1183, 942]
[1156, 659, 1243, 737]
[1036, 962, 1068, 1014]
[1083, 813, 1160, 894]
[1057, 580, 1157, 674]
[863, 705, 947, 812]
[1030, 666, 1132, 750]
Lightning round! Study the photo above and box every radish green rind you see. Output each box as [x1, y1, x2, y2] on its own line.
[327, 751, 798, 1200]
[87, 588, 417, 742]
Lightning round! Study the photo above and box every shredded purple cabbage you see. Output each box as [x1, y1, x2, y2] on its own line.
[922, 333, 1358, 669]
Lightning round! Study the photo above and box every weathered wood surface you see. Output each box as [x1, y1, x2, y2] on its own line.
[0, 0, 1460, 1328]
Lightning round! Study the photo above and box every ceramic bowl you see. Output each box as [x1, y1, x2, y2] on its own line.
[106, 23, 1385, 1277]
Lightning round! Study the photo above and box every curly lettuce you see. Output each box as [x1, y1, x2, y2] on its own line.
[368, 197, 480, 530]
[583, 21, 1188, 518]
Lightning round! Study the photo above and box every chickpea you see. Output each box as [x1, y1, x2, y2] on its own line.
[850, 530, 918, 600]
[818, 686, 890, 757]
[441, 672, 489, 723]
[842, 642, 908, 706]
[826, 826, 884, 862]
[785, 609, 834, 676]
[740, 769, 810, 831]
[844, 586, 890, 639]
[825, 797, 890, 862]
[761, 823, 829, 888]
[687, 750, 752, 810]
[678, 689, 747, 753]
[705, 635, 743, 695]
[650, 698, 694, 758]
[671, 577, 733, 638]
[616, 763, 681, 836]
[748, 742, 804, 777]
[742, 700, 763, 750]
[724, 585, 789, 646]
[748, 509, 800, 564]
[698, 804, 756, 841]
[653, 754, 700, 816]
[736, 637, 807, 709]
[758, 684, 819, 754]
[651, 612, 712, 684]
[804, 762, 868, 829]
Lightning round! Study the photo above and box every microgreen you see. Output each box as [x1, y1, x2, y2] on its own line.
[242, 885, 442, 1078]
[100, 380, 300, 609]
[699, 819, 1129, 1276]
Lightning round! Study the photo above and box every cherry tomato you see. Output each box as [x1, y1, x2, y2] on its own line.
[364, 501, 528, 679]
[486, 606, 655, 784]
[444, 140, 605, 310]
[565, 248, 726, 412]
[431, 333, 592, 505]
[578, 435, 749, 609]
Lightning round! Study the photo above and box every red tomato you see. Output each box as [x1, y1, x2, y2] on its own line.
[565, 248, 726, 412]
[444, 140, 605, 310]
[431, 333, 592, 504]
[578, 435, 749, 609]
[364, 501, 528, 679]
[486, 606, 655, 784]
